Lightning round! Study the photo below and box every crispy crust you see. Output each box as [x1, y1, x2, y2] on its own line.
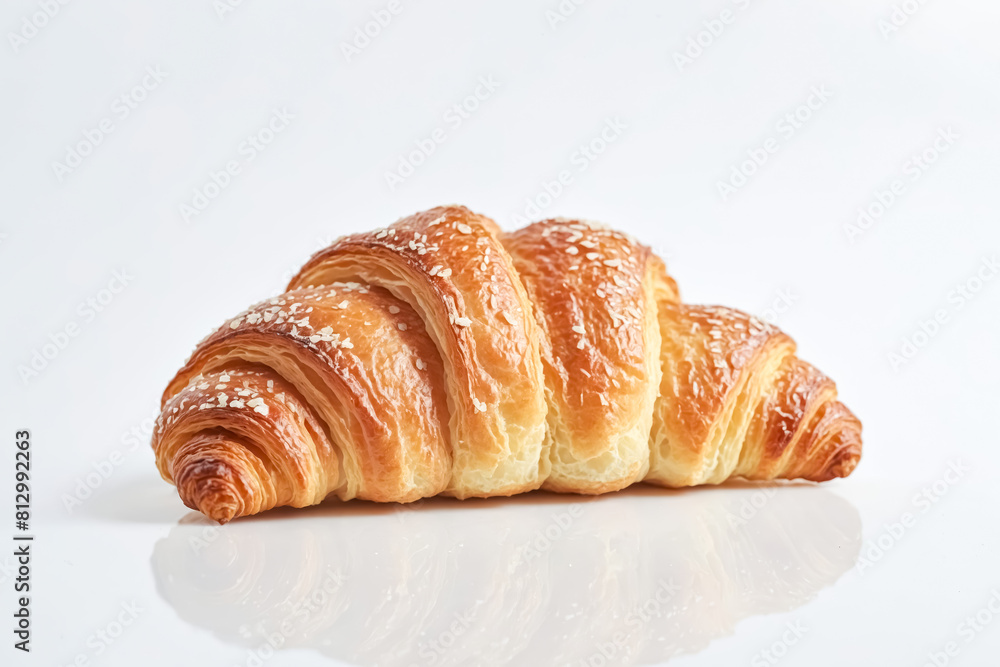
[288, 205, 547, 498]
[503, 219, 667, 493]
[155, 283, 452, 520]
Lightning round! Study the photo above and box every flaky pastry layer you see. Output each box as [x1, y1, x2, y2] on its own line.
[153, 206, 862, 522]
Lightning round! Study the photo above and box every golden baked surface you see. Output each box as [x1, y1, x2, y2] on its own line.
[153, 205, 862, 522]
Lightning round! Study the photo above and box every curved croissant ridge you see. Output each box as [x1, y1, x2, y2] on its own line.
[152, 205, 861, 522]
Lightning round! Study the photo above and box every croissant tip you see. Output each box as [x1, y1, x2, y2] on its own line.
[176, 457, 244, 525]
[212, 509, 236, 525]
[204, 501, 237, 524]
[829, 450, 861, 479]
[809, 444, 861, 482]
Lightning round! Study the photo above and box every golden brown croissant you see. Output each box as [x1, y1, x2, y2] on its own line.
[153, 205, 861, 522]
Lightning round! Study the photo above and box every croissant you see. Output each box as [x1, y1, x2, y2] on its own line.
[153, 205, 862, 523]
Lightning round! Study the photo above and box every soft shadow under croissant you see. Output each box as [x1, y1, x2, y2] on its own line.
[152, 206, 862, 523]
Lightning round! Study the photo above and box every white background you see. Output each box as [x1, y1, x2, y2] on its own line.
[2, 1, 999, 665]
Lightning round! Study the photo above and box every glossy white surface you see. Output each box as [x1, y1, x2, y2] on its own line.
[152, 485, 860, 666]
[3, 1, 1000, 665]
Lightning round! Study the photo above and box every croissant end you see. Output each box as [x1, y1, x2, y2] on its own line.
[175, 458, 245, 524]
[816, 432, 863, 482]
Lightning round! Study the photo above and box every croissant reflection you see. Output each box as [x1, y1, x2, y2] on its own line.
[152, 486, 859, 666]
